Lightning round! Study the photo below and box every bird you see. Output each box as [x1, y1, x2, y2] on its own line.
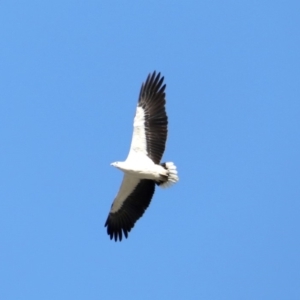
[105, 71, 179, 241]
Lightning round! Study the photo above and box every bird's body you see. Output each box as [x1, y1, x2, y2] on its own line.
[105, 72, 179, 241]
[111, 158, 167, 180]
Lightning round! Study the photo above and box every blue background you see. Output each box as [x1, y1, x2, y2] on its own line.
[1, 1, 299, 299]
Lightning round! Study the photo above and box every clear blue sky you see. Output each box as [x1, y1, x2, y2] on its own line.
[1, 1, 299, 299]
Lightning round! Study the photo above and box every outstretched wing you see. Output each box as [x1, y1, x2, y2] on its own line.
[105, 175, 156, 241]
[127, 71, 168, 164]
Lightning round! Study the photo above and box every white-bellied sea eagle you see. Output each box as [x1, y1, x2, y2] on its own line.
[105, 71, 179, 241]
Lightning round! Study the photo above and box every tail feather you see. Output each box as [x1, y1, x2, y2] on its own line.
[158, 162, 179, 188]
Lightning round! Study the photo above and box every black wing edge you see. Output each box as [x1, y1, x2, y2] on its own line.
[104, 180, 156, 242]
[138, 71, 168, 164]
[138, 71, 166, 103]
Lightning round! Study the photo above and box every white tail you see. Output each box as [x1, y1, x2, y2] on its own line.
[160, 162, 179, 188]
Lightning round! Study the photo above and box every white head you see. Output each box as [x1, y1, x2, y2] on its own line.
[110, 161, 124, 170]
[110, 162, 119, 168]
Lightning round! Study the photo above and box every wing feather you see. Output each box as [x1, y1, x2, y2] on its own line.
[128, 72, 168, 164]
[105, 176, 156, 241]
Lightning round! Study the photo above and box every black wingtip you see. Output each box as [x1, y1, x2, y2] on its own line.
[139, 71, 165, 100]
[105, 214, 130, 242]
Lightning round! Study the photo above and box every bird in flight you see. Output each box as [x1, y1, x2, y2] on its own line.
[105, 71, 179, 241]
